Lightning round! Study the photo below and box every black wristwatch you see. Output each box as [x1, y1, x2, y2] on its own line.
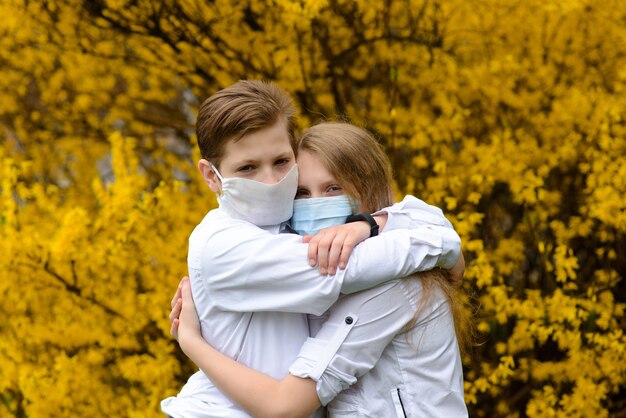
[346, 213, 379, 237]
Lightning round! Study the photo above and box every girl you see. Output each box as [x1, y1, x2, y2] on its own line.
[172, 122, 469, 417]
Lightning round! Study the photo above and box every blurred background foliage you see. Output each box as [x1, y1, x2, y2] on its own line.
[1, 0, 624, 416]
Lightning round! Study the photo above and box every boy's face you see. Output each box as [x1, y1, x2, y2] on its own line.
[199, 119, 296, 193]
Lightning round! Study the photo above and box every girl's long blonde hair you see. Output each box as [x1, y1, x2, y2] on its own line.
[298, 122, 472, 356]
[298, 122, 394, 214]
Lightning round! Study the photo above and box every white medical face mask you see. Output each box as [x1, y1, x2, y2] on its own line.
[211, 163, 298, 226]
[290, 195, 357, 236]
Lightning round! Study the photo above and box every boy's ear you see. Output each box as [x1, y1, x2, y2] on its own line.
[198, 159, 221, 193]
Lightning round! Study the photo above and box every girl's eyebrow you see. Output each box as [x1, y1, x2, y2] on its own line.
[321, 180, 340, 188]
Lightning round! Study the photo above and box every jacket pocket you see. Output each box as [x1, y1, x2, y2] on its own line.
[391, 388, 407, 418]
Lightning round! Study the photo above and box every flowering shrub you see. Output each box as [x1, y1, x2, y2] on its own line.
[1, 0, 624, 416]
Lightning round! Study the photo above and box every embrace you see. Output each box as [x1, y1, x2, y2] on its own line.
[161, 80, 469, 418]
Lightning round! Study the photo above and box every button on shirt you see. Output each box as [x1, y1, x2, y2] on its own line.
[161, 196, 461, 418]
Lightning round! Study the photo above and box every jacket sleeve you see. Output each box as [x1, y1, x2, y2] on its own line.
[374, 195, 459, 269]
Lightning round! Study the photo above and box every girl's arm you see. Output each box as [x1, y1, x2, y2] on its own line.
[172, 277, 321, 418]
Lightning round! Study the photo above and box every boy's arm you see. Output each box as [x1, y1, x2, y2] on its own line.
[202, 221, 460, 315]
[305, 195, 464, 280]
[380, 195, 466, 286]
[375, 195, 455, 231]
[201, 198, 461, 315]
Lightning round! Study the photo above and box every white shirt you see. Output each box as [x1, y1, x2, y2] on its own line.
[161, 196, 460, 418]
[290, 278, 467, 417]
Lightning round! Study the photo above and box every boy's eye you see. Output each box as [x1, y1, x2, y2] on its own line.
[295, 188, 310, 198]
[274, 158, 290, 166]
[237, 165, 255, 172]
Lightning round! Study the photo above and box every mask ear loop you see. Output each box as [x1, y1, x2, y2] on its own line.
[209, 162, 225, 196]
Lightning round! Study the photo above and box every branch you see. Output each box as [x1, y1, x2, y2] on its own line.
[41, 261, 124, 318]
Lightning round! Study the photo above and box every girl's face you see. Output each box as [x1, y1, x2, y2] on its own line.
[295, 150, 344, 199]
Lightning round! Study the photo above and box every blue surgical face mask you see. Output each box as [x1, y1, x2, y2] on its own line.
[290, 195, 357, 236]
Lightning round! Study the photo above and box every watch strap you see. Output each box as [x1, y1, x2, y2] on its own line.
[345, 213, 379, 237]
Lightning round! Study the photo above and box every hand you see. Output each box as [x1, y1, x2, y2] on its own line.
[447, 251, 465, 288]
[170, 277, 203, 354]
[303, 221, 370, 275]
[169, 277, 184, 339]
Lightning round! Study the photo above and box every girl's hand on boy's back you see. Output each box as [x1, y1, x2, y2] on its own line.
[448, 251, 465, 287]
[303, 220, 373, 275]
[169, 276, 204, 357]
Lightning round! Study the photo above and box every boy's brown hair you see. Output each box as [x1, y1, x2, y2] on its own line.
[196, 80, 297, 166]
